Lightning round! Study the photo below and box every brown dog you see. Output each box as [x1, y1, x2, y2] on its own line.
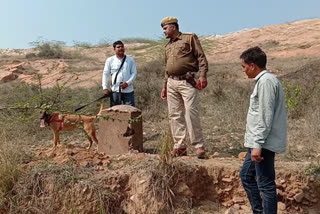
[40, 105, 103, 149]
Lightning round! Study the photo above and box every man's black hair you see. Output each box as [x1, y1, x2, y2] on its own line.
[113, 40, 124, 49]
[240, 46, 267, 68]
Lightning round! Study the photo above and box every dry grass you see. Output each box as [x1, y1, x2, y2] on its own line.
[0, 136, 28, 211]
[158, 128, 174, 164]
[3, 161, 125, 214]
[134, 59, 167, 121]
[150, 163, 176, 212]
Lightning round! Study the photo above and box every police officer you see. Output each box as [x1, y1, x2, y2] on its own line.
[160, 17, 209, 158]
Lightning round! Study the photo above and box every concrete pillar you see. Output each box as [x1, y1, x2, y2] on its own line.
[97, 105, 143, 155]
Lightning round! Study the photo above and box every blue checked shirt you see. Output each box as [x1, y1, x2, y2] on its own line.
[245, 70, 287, 153]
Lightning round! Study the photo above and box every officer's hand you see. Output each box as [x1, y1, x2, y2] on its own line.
[161, 88, 167, 100]
[120, 82, 128, 89]
[197, 77, 208, 90]
[251, 148, 263, 163]
[103, 89, 112, 95]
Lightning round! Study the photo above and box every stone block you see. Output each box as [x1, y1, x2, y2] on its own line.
[98, 105, 143, 155]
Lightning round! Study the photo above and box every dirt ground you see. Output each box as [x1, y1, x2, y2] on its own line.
[16, 144, 319, 214]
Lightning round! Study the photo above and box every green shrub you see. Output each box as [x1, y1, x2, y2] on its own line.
[283, 82, 307, 118]
[25, 52, 37, 59]
[306, 163, 320, 176]
[73, 41, 93, 49]
[121, 37, 158, 44]
[28, 39, 66, 59]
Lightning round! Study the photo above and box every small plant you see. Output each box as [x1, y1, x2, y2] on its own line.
[158, 128, 174, 165]
[305, 163, 320, 176]
[283, 82, 306, 118]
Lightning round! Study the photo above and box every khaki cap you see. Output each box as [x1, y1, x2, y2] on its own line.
[161, 16, 178, 27]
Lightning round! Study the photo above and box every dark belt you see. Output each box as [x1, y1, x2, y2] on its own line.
[169, 72, 198, 88]
[169, 75, 186, 80]
[169, 72, 195, 80]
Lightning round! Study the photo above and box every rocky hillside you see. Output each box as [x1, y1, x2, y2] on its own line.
[205, 18, 320, 63]
[0, 18, 320, 88]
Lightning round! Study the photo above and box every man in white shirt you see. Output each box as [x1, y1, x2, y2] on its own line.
[102, 40, 137, 106]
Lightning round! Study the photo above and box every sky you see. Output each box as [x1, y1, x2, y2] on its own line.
[0, 0, 319, 49]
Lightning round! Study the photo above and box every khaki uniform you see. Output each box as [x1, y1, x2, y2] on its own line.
[164, 33, 208, 81]
[164, 33, 208, 149]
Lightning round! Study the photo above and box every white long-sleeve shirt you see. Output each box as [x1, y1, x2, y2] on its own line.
[102, 55, 137, 93]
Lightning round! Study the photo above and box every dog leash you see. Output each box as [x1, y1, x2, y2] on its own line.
[74, 94, 110, 112]
[50, 113, 65, 130]
[118, 84, 122, 104]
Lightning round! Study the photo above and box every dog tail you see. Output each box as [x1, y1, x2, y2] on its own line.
[96, 103, 104, 118]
